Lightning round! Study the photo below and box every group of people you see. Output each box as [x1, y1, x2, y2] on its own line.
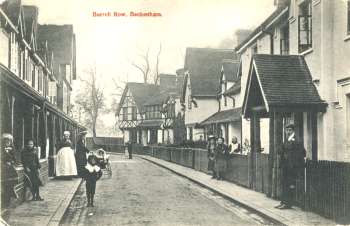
[207, 136, 241, 180]
[1, 130, 104, 207]
[55, 130, 103, 207]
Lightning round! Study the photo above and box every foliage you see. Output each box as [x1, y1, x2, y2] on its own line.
[74, 65, 105, 137]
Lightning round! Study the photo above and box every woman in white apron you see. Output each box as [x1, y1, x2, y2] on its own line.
[56, 131, 77, 179]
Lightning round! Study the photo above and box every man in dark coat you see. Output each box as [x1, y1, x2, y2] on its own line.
[75, 130, 89, 177]
[276, 123, 306, 209]
[127, 141, 133, 159]
[21, 140, 43, 201]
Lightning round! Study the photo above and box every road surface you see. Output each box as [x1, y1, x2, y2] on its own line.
[60, 154, 273, 226]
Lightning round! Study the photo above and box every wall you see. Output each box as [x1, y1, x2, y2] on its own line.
[0, 29, 9, 67]
[332, 0, 350, 161]
[185, 98, 218, 126]
[184, 76, 219, 126]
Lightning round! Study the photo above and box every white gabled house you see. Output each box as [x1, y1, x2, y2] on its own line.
[181, 47, 238, 141]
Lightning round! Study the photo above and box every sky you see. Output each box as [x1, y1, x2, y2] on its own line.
[6, 0, 277, 135]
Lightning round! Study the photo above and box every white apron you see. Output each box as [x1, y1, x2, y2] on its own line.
[56, 147, 77, 176]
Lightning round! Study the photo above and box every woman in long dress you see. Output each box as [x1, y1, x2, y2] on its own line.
[75, 131, 89, 177]
[215, 137, 229, 180]
[56, 131, 77, 179]
[207, 135, 216, 178]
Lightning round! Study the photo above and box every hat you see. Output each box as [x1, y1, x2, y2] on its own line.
[208, 135, 216, 140]
[2, 133, 13, 140]
[285, 123, 295, 130]
[79, 130, 88, 135]
[63, 131, 70, 136]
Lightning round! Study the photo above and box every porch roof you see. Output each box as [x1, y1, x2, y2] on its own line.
[200, 108, 242, 126]
[137, 119, 163, 128]
[243, 54, 327, 117]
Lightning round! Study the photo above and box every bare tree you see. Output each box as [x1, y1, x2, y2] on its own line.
[153, 43, 162, 85]
[130, 43, 162, 84]
[75, 65, 105, 138]
[131, 47, 151, 83]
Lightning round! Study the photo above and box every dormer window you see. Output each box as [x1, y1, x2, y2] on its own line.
[298, 0, 312, 53]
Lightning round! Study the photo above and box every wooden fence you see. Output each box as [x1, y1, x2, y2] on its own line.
[302, 160, 350, 223]
[132, 144, 350, 223]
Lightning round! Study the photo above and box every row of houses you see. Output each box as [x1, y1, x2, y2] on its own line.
[117, 0, 350, 163]
[0, 0, 84, 208]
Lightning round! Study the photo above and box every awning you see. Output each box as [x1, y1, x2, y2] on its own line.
[243, 54, 327, 118]
[137, 119, 163, 128]
[201, 108, 242, 126]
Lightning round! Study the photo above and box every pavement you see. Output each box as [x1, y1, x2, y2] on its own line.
[2, 177, 82, 226]
[140, 155, 336, 226]
[61, 154, 273, 226]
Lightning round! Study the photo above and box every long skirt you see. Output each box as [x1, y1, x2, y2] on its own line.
[208, 158, 215, 171]
[56, 147, 77, 176]
[215, 157, 227, 173]
[75, 151, 87, 177]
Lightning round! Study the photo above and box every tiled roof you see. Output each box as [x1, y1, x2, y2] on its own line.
[201, 108, 242, 125]
[224, 79, 241, 96]
[1, 0, 21, 26]
[244, 54, 327, 114]
[37, 24, 74, 77]
[144, 90, 170, 106]
[222, 59, 240, 82]
[184, 48, 237, 97]
[127, 82, 159, 111]
[22, 5, 37, 43]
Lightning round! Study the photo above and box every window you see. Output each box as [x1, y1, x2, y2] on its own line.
[131, 106, 137, 120]
[189, 127, 193, 141]
[31, 64, 35, 87]
[224, 82, 227, 107]
[122, 107, 128, 120]
[348, 0, 350, 34]
[232, 97, 235, 108]
[38, 68, 43, 93]
[298, 0, 312, 53]
[188, 95, 192, 109]
[280, 25, 290, 55]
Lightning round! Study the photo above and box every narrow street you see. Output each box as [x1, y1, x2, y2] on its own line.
[60, 154, 273, 226]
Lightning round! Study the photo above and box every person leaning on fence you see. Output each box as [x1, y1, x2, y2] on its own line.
[21, 140, 43, 201]
[275, 123, 306, 210]
[82, 155, 102, 207]
[215, 137, 229, 180]
[207, 135, 217, 179]
[228, 136, 241, 155]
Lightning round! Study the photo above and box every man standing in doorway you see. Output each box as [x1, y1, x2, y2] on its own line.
[276, 123, 306, 209]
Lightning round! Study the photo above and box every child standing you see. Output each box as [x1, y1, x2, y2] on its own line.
[83, 155, 102, 207]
